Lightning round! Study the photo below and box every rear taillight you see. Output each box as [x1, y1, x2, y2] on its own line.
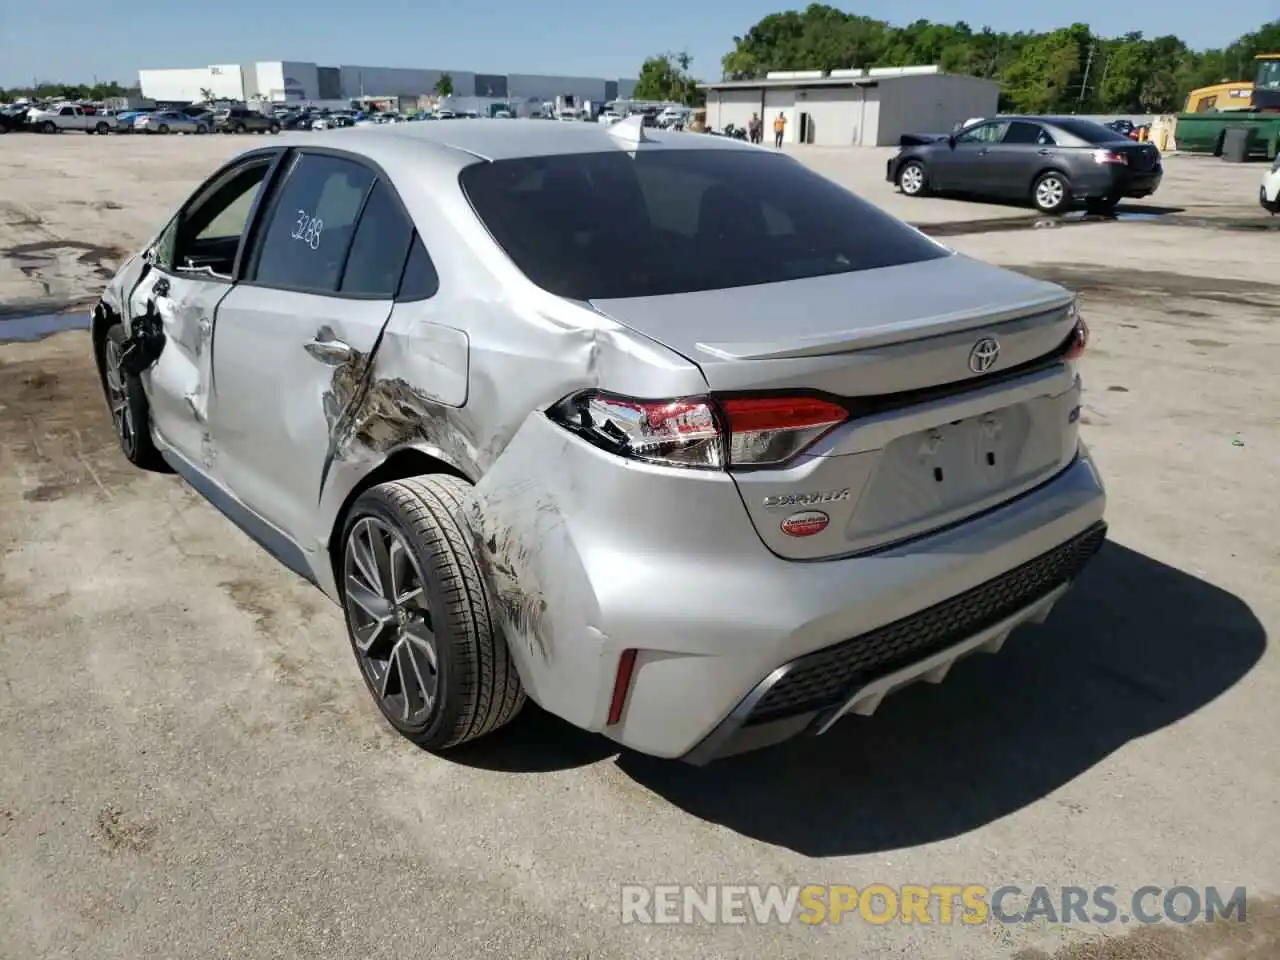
[1064, 315, 1089, 360]
[719, 395, 848, 466]
[1093, 149, 1128, 165]
[547, 391, 848, 470]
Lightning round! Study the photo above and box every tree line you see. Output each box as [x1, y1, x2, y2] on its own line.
[633, 7, 1280, 114]
[1, 80, 138, 103]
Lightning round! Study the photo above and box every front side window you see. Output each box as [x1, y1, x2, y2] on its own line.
[459, 149, 948, 300]
[1255, 60, 1280, 90]
[165, 158, 274, 277]
[958, 121, 1009, 144]
[253, 153, 375, 294]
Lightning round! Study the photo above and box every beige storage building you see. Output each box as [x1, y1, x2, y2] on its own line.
[701, 66, 1000, 147]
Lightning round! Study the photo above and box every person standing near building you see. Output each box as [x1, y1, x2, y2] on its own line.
[773, 112, 786, 148]
[748, 112, 761, 144]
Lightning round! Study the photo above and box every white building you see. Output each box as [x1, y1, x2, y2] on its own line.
[139, 60, 637, 106]
[701, 66, 1000, 147]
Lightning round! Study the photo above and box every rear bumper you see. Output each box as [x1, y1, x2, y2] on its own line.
[1073, 165, 1163, 199]
[471, 414, 1107, 760]
[682, 519, 1105, 763]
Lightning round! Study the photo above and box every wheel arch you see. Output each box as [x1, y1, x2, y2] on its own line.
[897, 155, 927, 184]
[90, 300, 118, 377]
[1031, 166, 1071, 199]
[327, 447, 472, 592]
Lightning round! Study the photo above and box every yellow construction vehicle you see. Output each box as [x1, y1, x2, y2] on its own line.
[1183, 54, 1280, 113]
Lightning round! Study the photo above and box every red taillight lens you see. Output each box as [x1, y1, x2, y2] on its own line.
[549, 392, 724, 468]
[1065, 317, 1089, 360]
[1092, 149, 1128, 165]
[548, 391, 848, 469]
[720, 395, 847, 466]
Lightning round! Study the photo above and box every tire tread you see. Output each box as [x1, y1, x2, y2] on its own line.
[370, 475, 524, 748]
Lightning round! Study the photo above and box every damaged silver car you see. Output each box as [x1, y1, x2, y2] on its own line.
[92, 117, 1106, 763]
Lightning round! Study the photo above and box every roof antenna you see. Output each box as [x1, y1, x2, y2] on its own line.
[608, 113, 651, 148]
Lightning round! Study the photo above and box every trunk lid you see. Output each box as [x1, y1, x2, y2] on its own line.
[590, 254, 1084, 560]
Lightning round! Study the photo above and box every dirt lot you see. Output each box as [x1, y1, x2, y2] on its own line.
[0, 133, 1277, 960]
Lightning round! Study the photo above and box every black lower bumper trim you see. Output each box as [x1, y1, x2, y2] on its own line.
[681, 521, 1107, 765]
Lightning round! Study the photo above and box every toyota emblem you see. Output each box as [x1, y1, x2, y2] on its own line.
[968, 337, 1000, 374]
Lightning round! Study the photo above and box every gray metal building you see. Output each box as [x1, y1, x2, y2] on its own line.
[701, 66, 999, 146]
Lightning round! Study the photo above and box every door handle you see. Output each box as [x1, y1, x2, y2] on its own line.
[1037, 148, 1051, 156]
[976, 148, 988, 156]
[304, 333, 352, 365]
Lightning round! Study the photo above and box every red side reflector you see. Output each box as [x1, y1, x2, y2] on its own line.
[720, 396, 848, 433]
[607, 649, 638, 726]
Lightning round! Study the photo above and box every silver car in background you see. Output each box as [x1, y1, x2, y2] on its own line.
[91, 118, 1105, 763]
[135, 109, 210, 135]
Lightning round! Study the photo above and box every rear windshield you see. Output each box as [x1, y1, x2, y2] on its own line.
[458, 148, 948, 300]
[1050, 118, 1131, 144]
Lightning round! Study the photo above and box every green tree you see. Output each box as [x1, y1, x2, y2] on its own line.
[633, 52, 703, 105]
[709, 9, 1280, 114]
[434, 73, 454, 98]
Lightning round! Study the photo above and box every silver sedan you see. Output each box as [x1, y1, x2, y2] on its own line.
[134, 110, 210, 135]
[90, 117, 1105, 763]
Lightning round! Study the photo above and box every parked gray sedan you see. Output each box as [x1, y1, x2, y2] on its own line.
[134, 109, 210, 135]
[91, 117, 1105, 763]
[888, 116, 1163, 214]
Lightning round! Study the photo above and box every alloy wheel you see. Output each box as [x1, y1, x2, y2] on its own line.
[1036, 176, 1065, 210]
[901, 164, 924, 195]
[103, 337, 137, 457]
[343, 516, 439, 726]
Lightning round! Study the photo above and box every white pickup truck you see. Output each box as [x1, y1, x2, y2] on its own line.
[27, 104, 118, 134]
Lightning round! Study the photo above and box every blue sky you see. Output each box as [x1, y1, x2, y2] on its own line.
[0, 0, 1273, 87]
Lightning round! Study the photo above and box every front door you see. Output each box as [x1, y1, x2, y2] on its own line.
[130, 152, 280, 466]
[211, 152, 418, 548]
[939, 120, 1009, 192]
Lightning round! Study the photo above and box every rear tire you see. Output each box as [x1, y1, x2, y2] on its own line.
[95, 121, 109, 135]
[195, 123, 207, 134]
[96, 323, 170, 473]
[41, 120, 56, 134]
[340, 476, 526, 751]
[1032, 171, 1071, 214]
[234, 123, 246, 134]
[157, 124, 170, 135]
[269, 122, 281, 135]
[898, 160, 929, 197]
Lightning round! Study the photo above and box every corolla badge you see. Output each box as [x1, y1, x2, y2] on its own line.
[762, 488, 850, 509]
[968, 336, 1000, 374]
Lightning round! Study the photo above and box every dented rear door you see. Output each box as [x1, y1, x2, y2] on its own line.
[208, 157, 420, 549]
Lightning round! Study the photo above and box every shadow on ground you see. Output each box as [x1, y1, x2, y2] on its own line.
[450, 541, 1265, 856]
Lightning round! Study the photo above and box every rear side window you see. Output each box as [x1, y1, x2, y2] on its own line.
[253, 153, 374, 294]
[339, 180, 414, 297]
[1002, 121, 1050, 145]
[398, 236, 440, 301]
[1050, 118, 1130, 143]
[459, 149, 948, 299]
